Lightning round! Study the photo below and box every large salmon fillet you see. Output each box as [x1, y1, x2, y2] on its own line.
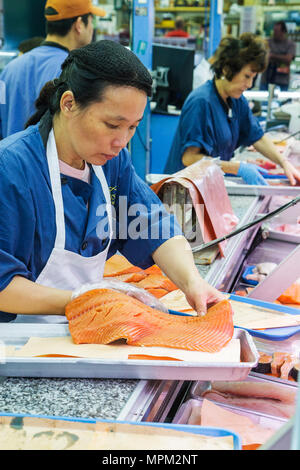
[65, 289, 234, 353]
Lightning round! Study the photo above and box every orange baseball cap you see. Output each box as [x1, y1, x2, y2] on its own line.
[45, 0, 106, 21]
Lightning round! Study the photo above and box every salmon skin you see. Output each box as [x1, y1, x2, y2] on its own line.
[65, 289, 234, 353]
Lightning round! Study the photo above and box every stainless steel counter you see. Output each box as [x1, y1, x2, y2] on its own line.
[0, 194, 257, 421]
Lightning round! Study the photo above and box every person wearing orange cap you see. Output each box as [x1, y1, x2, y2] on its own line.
[0, 0, 106, 139]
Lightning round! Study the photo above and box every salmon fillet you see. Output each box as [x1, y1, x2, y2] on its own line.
[108, 272, 148, 283]
[145, 288, 169, 299]
[65, 289, 234, 353]
[133, 274, 178, 292]
[103, 254, 142, 277]
[277, 283, 300, 305]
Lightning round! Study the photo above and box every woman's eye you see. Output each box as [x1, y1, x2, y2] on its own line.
[105, 122, 118, 129]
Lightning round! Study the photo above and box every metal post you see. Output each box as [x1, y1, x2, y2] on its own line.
[208, 0, 222, 58]
[266, 83, 275, 123]
[130, 0, 154, 180]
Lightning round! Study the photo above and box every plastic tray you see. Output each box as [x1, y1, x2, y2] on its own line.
[230, 294, 300, 341]
[0, 413, 242, 450]
[241, 265, 258, 286]
[0, 323, 258, 381]
[264, 174, 288, 180]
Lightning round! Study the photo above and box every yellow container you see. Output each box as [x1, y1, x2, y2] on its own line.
[160, 20, 175, 28]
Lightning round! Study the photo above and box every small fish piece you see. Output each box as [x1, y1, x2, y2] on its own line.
[271, 352, 291, 377]
[251, 351, 272, 374]
[289, 362, 300, 382]
[277, 283, 300, 305]
[246, 262, 277, 283]
[280, 355, 299, 380]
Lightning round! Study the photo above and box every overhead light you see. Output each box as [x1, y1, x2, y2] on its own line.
[278, 91, 300, 100]
[244, 91, 269, 100]
[244, 90, 300, 101]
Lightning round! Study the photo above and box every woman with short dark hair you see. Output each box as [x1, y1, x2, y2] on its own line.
[0, 40, 224, 323]
[212, 33, 268, 80]
[166, 33, 300, 186]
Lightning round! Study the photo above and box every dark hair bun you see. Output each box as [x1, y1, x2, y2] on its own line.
[26, 40, 153, 128]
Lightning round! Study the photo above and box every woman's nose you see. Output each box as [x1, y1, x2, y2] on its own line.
[247, 77, 254, 89]
[112, 132, 130, 149]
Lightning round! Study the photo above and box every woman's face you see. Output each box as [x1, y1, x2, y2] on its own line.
[223, 64, 257, 99]
[62, 85, 147, 166]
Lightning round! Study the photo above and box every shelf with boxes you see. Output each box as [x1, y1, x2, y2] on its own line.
[154, 4, 210, 35]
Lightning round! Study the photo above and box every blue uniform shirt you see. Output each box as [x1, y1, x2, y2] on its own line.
[0, 116, 182, 321]
[165, 80, 264, 174]
[0, 44, 68, 138]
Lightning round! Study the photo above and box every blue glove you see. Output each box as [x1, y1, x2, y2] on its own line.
[237, 162, 269, 186]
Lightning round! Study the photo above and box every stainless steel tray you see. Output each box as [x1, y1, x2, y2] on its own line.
[0, 324, 258, 381]
[172, 397, 287, 428]
[267, 229, 300, 244]
[224, 179, 300, 197]
[172, 397, 287, 449]
[188, 375, 297, 419]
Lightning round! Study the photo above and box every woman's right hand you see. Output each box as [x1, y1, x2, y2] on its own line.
[237, 162, 269, 185]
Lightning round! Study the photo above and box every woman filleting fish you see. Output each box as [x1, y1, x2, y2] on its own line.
[0, 40, 224, 323]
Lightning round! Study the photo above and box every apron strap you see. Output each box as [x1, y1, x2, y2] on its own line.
[46, 129, 66, 249]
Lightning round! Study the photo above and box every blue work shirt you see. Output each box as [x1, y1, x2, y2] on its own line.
[0, 113, 182, 321]
[0, 43, 68, 138]
[165, 79, 264, 174]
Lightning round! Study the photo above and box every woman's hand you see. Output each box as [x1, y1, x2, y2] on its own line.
[253, 135, 300, 186]
[184, 276, 226, 316]
[237, 161, 269, 185]
[152, 236, 226, 317]
[280, 159, 300, 186]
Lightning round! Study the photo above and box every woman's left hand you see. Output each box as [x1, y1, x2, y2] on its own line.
[152, 236, 226, 317]
[184, 277, 227, 316]
[281, 159, 300, 186]
[253, 135, 300, 186]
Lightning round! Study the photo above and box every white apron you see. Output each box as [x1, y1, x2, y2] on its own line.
[14, 129, 112, 323]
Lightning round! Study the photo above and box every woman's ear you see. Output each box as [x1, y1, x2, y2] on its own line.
[222, 66, 230, 80]
[60, 91, 76, 115]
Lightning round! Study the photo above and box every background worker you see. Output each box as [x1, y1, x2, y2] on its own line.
[0, 40, 224, 323]
[165, 33, 300, 186]
[0, 0, 105, 139]
[260, 21, 296, 92]
[164, 17, 189, 38]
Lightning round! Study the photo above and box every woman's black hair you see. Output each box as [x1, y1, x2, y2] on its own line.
[25, 40, 153, 128]
[46, 13, 91, 37]
[211, 32, 268, 81]
[274, 21, 287, 33]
